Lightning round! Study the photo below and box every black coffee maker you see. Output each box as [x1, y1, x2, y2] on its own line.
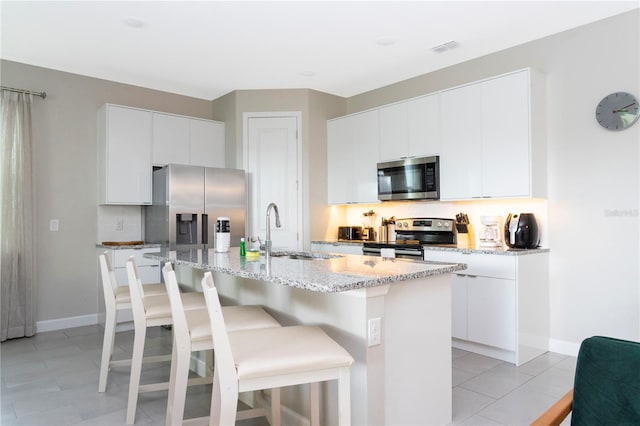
[504, 213, 539, 248]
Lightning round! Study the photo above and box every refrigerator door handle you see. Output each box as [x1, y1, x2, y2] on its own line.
[202, 214, 208, 245]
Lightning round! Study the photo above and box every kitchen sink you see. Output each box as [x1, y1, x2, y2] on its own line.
[269, 251, 342, 260]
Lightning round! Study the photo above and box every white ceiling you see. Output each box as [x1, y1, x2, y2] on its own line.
[2, 1, 638, 100]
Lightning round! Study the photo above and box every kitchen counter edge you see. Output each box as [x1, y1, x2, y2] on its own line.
[311, 240, 549, 256]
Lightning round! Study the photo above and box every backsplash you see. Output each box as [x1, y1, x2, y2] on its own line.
[97, 205, 143, 242]
[344, 198, 549, 247]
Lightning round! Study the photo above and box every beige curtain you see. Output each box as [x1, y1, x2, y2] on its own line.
[1, 90, 36, 341]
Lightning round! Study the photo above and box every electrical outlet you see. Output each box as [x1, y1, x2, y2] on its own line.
[49, 219, 59, 232]
[115, 218, 124, 231]
[368, 317, 381, 346]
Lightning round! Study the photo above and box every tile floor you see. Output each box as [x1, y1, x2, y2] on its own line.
[1, 324, 575, 425]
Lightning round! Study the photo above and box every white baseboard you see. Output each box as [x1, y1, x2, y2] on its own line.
[37, 313, 99, 333]
[549, 338, 581, 357]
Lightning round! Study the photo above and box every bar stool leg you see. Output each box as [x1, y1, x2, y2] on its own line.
[271, 388, 281, 426]
[166, 340, 190, 426]
[126, 321, 147, 425]
[338, 367, 351, 426]
[98, 306, 117, 392]
[310, 382, 320, 426]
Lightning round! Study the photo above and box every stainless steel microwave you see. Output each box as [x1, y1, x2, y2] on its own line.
[377, 156, 440, 201]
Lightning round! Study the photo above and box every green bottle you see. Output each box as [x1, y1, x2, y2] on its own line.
[239, 237, 246, 257]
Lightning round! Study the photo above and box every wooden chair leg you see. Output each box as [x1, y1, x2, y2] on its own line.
[219, 382, 240, 426]
[126, 323, 147, 425]
[310, 382, 320, 426]
[338, 367, 351, 426]
[98, 307, 117, 392]
[165, 339, 179, 426]
[167, 342, 191, 426]
[210, 369, 222, 425]
[271, 388, 281, 426]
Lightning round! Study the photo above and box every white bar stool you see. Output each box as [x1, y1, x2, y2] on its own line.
[202, 271, 355, 426]
[126, 256, 209, 425]
[98, 251, 168, 393]
[162, 263, 282, 426]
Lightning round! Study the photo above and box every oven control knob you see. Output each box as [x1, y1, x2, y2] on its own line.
[436, 221, 443, 227]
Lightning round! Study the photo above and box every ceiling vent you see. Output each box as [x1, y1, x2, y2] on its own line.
[431, 40, 459, 53]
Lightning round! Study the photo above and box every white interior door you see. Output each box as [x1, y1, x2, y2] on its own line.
[245, 114, 301, 251]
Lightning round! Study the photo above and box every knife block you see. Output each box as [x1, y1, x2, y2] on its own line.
[456, 224, 474, 249]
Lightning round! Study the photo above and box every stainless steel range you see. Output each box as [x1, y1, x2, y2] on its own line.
[363, 217, 455, 259]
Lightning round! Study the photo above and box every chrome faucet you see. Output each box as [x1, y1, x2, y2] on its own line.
[265, 202, 281, 258]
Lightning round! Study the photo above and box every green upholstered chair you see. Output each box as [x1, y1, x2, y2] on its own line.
[532, 336, 640, 426]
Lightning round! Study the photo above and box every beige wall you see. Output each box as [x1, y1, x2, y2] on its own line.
[0, 60, 214, 324]
[346, 10, 640, 348]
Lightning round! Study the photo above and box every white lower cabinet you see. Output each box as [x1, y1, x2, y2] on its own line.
[467, 276, 516, 351]
[425, 249, 549, 365]
[110, 247, 161, 285]
[310, 242, 363, 255]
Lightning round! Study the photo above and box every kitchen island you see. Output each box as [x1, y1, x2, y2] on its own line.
[146, 247, 466, 426]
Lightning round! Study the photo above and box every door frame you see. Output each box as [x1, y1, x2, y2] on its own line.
[242, 111, 304, 250]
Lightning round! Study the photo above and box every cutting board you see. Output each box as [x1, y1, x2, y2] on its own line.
[101, 241, 144, 246]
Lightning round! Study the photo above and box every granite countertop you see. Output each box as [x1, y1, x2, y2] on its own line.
[311, 240, 549, 256]
[422, 245, 550, 256]
[145, 247, 466, 293]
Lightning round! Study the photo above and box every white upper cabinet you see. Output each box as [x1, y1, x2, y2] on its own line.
[440, 83, 483, 200]
[327, 110, 380, 204]
[407, 94, 441, 157]
[440, 69, 546, 200]
[99, 104, 225, 205]
[379, 102, 408, 161]
[152, 113, 190, 166]
[481, 71, 531, 197]
[98, 104, 152, 205]
[152, 112, 225, 168]
[189, 119, 225, 168]
[327, 117, 353, 204]
[379, 93, 441, 162]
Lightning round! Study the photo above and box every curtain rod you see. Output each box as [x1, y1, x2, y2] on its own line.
[0, 86, 47, 99]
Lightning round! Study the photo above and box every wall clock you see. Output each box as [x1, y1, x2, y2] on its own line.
[595, 92, 640, 131]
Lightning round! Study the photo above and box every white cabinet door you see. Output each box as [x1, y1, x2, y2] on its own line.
[440, 83, 482, 200]
[379, 102, 408, 162]
[190, 119, 225, 168]
[407, 94, 441, 157]
[379, 94, 440, 162]
[351, 110, 380, 203]
[327, 110, 379, 204]
[451, 274, 468, 340]
[152, 113, 190, 166]
[327, 117, 353, 204]
[481, 71, 530, 197]
[99, 105, 152, 205]
[467, 276, 516, 351]
[111, 248, 161, 285]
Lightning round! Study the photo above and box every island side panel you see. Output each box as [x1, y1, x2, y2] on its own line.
[384, 274, 452, 425]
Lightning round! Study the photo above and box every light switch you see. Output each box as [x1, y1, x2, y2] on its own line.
[50, 219, 59, 232]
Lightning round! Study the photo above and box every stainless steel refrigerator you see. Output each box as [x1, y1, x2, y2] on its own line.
[144, 164, 247, 249]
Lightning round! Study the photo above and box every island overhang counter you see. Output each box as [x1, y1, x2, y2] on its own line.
[145, 247, 466, 426]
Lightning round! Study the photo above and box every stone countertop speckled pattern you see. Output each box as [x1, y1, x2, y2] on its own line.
[144, 247, 466, 293]
[311, 240, 549, 256]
